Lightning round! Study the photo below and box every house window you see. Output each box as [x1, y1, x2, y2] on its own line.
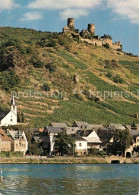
[10, 119, 13, 122]
[79, 143, 82, 147]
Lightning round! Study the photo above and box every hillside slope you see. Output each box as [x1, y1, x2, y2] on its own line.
[0, 27, 138, 127]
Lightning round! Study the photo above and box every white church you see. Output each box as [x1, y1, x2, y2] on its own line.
[0, 95, 17, 126]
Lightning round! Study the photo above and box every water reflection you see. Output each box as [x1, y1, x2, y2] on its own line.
[0, 164, 138, 195]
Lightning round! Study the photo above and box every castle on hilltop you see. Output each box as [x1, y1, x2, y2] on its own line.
[63, 18, 122, 51]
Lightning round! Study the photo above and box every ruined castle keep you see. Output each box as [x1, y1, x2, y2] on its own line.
[67, 18, 75, 29]
[63, 18, 122, 51]
[88, 24, 95, 35]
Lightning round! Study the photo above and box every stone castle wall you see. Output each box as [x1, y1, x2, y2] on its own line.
[63, 18, 122, 51]
[111, 43, 122, 50]
[102, 38, 113, 46]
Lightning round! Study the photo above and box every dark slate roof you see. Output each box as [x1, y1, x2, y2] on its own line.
[129, 130, 139, 137]
[109, 123, 125, 130]
[97, 130, 113, 143]
[27, 128, 40, 135]
[66, 127, 78, 135]
[73, 121, 88, 128]
[76, 130, 93, 137]
[0, 111, 9, 121]
[50, 122, 67, 128]
[74, 136, 87, 141]
[126, 125, 139, 131]
[33, 135, 50, 142]
[87, 124, 104, 130]
[45, 126, 63, 134]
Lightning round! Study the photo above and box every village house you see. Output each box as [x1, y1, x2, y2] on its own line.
[32, 129, 50, 152]
[109, 123, 126, 131]
[66, 127, 79, 135]
[87, 124, 104, 131]
[6, 129, 28, 155]
[82, 130, 102, 151]
[49, 122, 67, 131]
[97, 127, 114, 152]
[133, 136, 139, 149]
[74, 136, 88, 156]
[72, 121, 104, 132]
[125, 125, 139, 157]
[72, 121, 88, 130]
[44, 126, 63, 154]
[0, 95, 17, 127]
[75, 129, 102, 151]
[0, 128, 28, 155]
[0, 129, 12, 152]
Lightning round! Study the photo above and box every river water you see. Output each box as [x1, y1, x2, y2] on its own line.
[0, 164, 138, 195]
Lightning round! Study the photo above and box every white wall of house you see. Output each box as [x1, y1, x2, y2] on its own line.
[134, 136, 139, 147]
[0, 111, 17, 126]
[83, 131, 102, 150]
[49, 135, 55, 154]
[22, 131, 28, 152]
[75, 140, 87, 150]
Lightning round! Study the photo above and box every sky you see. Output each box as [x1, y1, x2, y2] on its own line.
[0, 0, 139, 55]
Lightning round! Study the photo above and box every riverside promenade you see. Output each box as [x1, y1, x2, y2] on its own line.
[0, 156, 139, 164]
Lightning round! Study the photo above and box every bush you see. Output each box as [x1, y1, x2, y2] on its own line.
[2, 39, 26, 54]
[113, 75, 124, 84]
[106, 72, 112, 78]
[46, 39, 56, 47]
[30, 57, 44, 68]
[0, 151, 23, 157]
[45, 63, 56, 73]
[42, 83, 50, 91]
[0, 71, 20, 91]
[74, 93, 83, 101]
[58, 35, 72, 50]
[84, 90, 90, 99]
[28, 144, 43, 155]
[104, 60, 111, 69]
[111, 59, 118, 67]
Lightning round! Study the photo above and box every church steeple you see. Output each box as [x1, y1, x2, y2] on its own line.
[11, 94, 17, 115]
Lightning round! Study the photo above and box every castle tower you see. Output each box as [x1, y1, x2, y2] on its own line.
[11, 94, 17, 115]
[67, 18, 75, 29]
[88, 24, 95, 35]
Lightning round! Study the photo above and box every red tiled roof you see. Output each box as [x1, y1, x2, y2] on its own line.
[0, 129, 12, 141]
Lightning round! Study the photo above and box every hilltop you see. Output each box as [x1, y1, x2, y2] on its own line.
[0, 26, 139, 127]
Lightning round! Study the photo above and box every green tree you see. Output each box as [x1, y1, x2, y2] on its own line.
[109, 129, 131, 156]
[54, 133, 74, 156]
[17, 111, 25, 123]
[28, 143, 43, 155]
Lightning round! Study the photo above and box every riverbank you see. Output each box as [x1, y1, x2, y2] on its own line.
[0, 156, 139, 164]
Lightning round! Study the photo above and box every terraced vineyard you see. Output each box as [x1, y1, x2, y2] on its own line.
[0, 27, 138, 127]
